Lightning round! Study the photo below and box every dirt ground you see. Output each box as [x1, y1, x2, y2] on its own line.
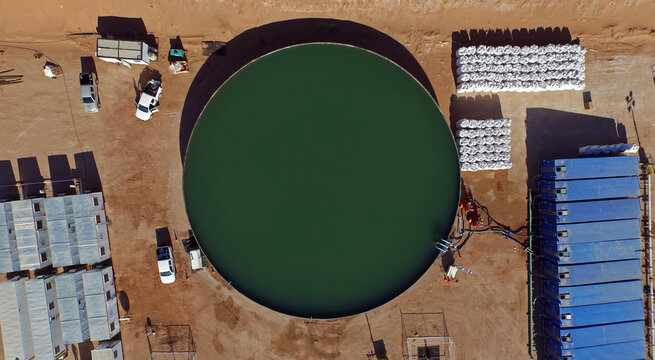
[1, 1, 654, 359]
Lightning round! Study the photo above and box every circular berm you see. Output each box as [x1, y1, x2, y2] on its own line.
[183, 43, 460, 318]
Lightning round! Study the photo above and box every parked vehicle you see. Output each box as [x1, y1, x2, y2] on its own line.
[156, 246, 176, 284]
[168, 48, 189, 74]
[190, 249, 203, 272]
[182, 235, 205, 273]
[135, 80, 162, 121]
[96, 38, 157, 67]
[79, 72, 100, 112]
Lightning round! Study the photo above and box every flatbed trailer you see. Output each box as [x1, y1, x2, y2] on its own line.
[96, 38, 156, 66]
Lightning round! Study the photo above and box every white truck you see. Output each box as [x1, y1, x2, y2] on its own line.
[190, 249, 203, 272]
[79, 72, 100, 112]
[135, 80, 162, 121]
[182, 236, 205, 273]
[96, 38, 157, 67]
[156, 246, 176, 284]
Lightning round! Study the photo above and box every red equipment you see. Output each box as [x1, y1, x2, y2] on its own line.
[460, 191, 482, 227]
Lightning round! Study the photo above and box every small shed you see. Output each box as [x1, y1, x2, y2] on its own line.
[25, 277, 66, 360]
[45, 196, 79, 267]
[91, 339, 124, 360]
[83, 267, 119, 341]
[0, 277, 34, 360]
[0, 202, 20, 272]
[13, 199, 48, 269]
[55, 270, 89, 344]
[73, 193, 110, 264]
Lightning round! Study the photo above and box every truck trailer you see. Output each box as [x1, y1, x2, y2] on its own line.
[95, 38, 157, 67]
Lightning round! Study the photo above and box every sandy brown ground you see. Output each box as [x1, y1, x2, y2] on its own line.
[1, 1, 654, 359]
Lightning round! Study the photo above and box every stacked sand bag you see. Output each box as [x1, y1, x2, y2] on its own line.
[579, 143, 639, 156]
[457, 118, 512, 171]
[455, 44, 586, 93]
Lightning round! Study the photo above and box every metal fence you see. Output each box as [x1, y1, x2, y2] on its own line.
[146, 324, 196, 360]
[401, 311, 455, 360]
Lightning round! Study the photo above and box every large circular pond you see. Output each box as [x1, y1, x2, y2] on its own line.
[183, 43, 460, 318]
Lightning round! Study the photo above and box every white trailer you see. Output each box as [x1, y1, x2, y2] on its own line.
[190, 249, 203, 271]
[95, 38, 157, 67]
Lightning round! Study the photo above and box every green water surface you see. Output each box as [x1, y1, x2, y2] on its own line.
[183, 43, 460, 318]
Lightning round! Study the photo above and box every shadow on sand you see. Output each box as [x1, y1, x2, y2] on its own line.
[48, 154, 75, 196]
[155, 227, 172, 248]
[525, 108, 627, 185]
[77, 339, 93, 360]
[73, 152, 102, 193]
[137, 67, 162, 91]
[80, 57, 97, 78]
[118, 290, 130, 312]
[178, 18, 437, 163]
[96, 16, 157, 48]
[0, 160, 19, 201]
[2, 153, 101, 198]
[448, 94, 503, 130]
[17, 157, 44, 198]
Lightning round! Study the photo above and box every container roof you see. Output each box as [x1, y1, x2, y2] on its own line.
[25, 279, 57, 360]
[0, 279, 34, 360]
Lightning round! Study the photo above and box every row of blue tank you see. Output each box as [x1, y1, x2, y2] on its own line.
[536, 156, 647, 360]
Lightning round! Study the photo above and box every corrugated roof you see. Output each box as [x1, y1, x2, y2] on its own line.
[54, 272, 82, 298]
[76, 216, 97, 242]
[78, 243, 100, 264]
[82, 270, 104, 296]
[49, 219, 75, 267]
[60, 318, 86, 344]
[12, 200, 34, 220]
[83, 271, 110, 340]
[0, 222, 19, 273]
[97, 38, 116, 48]
[44, 197, 66, 220]
[0, 251, 18, 273]
[97, 47, 119, 58]
[87, 316, 111, 340]
[12, 201, 42, 269]
[17, 246, 41, 269]
[75, 213, 100, 264]
[72, 194, 95, 218]
[58, 297, 82, 323]
[51, 242, 74, 267]
[120, 41, 142, 50]
[0, 193, 109, 270]
[0, 203, 7, 223]
[0, 279, 34, 360]
[0, 224, 11, 249]
[83, 268, 119, 341]
[0, 203, 18, 273]
[118, 49, 142, 59]
[55, 271, 89, 344]
[25, 279, 57, 360]
[92, 340, 123, 360]
[85, 294, 108, 318]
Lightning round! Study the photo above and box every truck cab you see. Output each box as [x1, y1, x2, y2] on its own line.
[79, 72, 99, 112]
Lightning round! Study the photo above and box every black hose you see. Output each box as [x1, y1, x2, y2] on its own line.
[447, 196, 532, 253]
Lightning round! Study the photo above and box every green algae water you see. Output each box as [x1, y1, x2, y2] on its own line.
[183, 43, 460, 318]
